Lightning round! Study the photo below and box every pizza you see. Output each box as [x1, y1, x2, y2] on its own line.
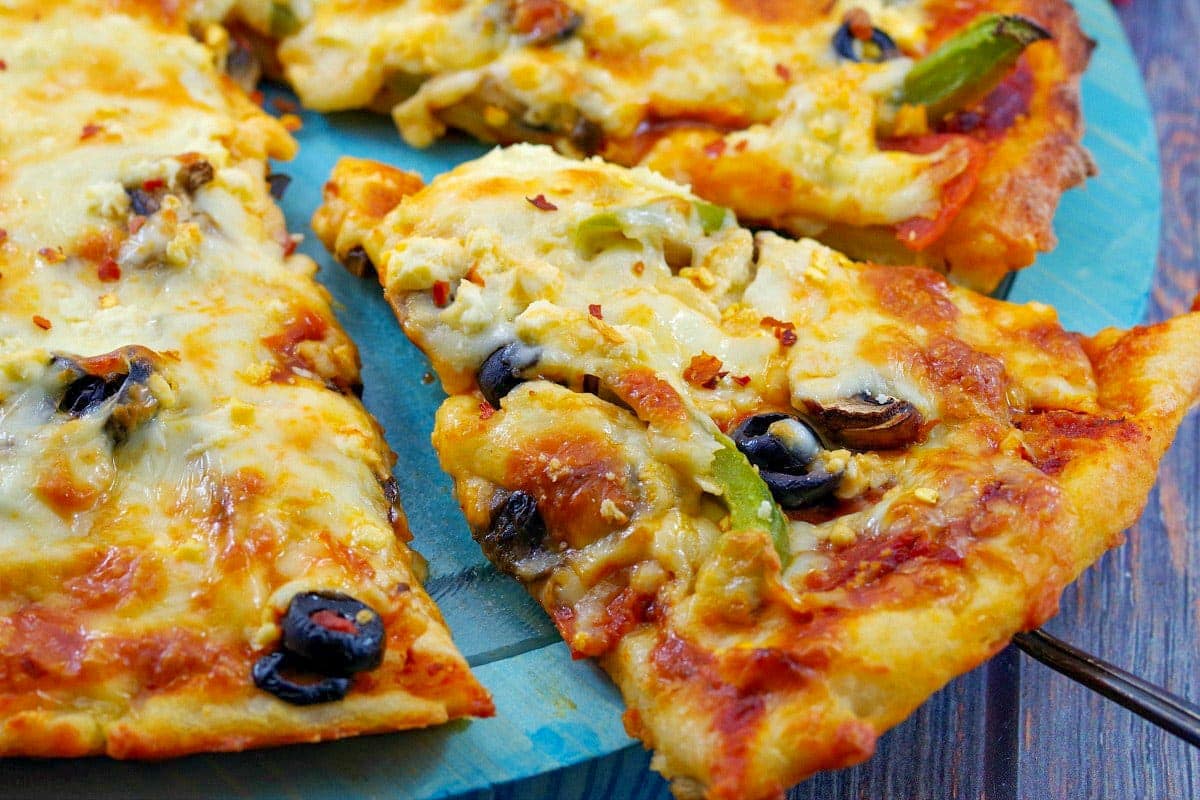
[313, 145, 1200, 799]
[227, 0, 1095, 292]
[0, 0, 491, 758]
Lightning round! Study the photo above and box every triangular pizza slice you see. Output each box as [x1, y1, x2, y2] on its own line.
[315, 144, 1200, 799]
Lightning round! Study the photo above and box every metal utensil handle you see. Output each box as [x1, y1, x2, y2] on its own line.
[1013, 629, 1200, 748]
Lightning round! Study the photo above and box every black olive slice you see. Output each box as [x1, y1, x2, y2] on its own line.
[760, 467, 841, 510]
[342, 245, 376, 278]
[730, 412, 824, 474]
[252, 651, 351, 706]
[281, 592, 386, 676]
[477, 341, 540, 408]
[479, 490, 559, 581]
[59, 373, 126, 416]
[126, 187, 161, 216]
[833, 23, 900, 63]
[806, 393, 924, 450]
[267, 173, 292, 200]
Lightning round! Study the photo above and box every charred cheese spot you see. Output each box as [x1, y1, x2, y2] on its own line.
[508, 432, 637, 549]
[1014, 410, 1145, 476]
[609, 368, 688, 427]
[865, 264, 959, 327]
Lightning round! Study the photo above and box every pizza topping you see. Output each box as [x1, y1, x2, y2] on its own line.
[480, 490, 560, 581]
[267, 173, 293, 200]
[507, 0, 583, 45]
[527, 193, 558, 211]
[805, 393, 925, 451]
[729, 413, 841, 510]
[477, 341, 541, 408]
[281, 592, 386, 676]
[832, 19, 899, 63]
[269, 1, 303, 37]
[126, 187, 161, 217]
[53, 346, 167, 444]
[252, 651, 352, 705]
[341, 244, 376, 277]
[179, 160, 215, 193]
[897, 14, 1051, 122]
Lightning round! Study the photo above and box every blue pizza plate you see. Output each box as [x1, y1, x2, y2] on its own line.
[0, 1, 1158, 797]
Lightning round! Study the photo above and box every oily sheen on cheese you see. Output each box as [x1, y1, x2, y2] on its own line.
[315, 145, 1200, 799]
[233, 0, 1094, 291]
[0, 1, 490, 758]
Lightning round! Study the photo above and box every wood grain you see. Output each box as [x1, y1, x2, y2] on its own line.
[1019, 3, 1200, 799]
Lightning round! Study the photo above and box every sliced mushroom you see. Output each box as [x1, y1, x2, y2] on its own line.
[805, 393, 924, 451]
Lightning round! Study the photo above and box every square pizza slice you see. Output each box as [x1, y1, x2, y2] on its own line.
[314, 144, 1200, 798]
[229, 0, 1094, 291]
[0, 0, 491, 757]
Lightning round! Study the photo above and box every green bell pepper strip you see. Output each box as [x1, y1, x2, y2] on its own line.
[694, 201, 730, 235]
[898, 14, 1051, 122]
[269, 2, 302, 37]
[572, 200, 731, 255]
[571, 211, 625, 255]
[711, 436, 790, 564]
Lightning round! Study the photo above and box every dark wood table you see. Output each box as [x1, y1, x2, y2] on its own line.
[476, 4, 1200, 798]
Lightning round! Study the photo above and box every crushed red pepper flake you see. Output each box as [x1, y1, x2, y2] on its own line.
[282, 237, 298, 256]
[38, 246, 64, 263]
[432, 280, 451, 307]
[0, 59, 6, 70]
[588, 303, 603, 319]
[142, 177, 166, 192]
[128, 215, 146, 235]
[479, 401, 496, 420]
[774, 63, 792, 81]
[0, 229, 7, 244]
[761, 316, 798, 347]
[734, 139, 749, 153]
[80, 123, 102, 140]
[249, 90, 265, 106]
[32, 315, 52, 330]
[704, 139, 727, 158]
[97, 258, 121, 282]
[845, 8, 874, 40]
[632, 261, 645, 276]
[272, 97, 299, 114]
[526, 193, 558, 211]
[683, 353, 724, 389]
[733, 375, 752, 386]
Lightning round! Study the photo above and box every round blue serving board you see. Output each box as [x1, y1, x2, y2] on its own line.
[0, 1, 1158, 797]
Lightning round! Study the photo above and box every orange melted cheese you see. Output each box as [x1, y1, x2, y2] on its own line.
[0, 0, 490, 758]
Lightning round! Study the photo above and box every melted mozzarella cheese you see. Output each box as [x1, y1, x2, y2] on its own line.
[0, 1, 487, 757]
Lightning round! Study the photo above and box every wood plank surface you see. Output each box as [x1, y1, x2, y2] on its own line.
[1020, 3, 1200, 799]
